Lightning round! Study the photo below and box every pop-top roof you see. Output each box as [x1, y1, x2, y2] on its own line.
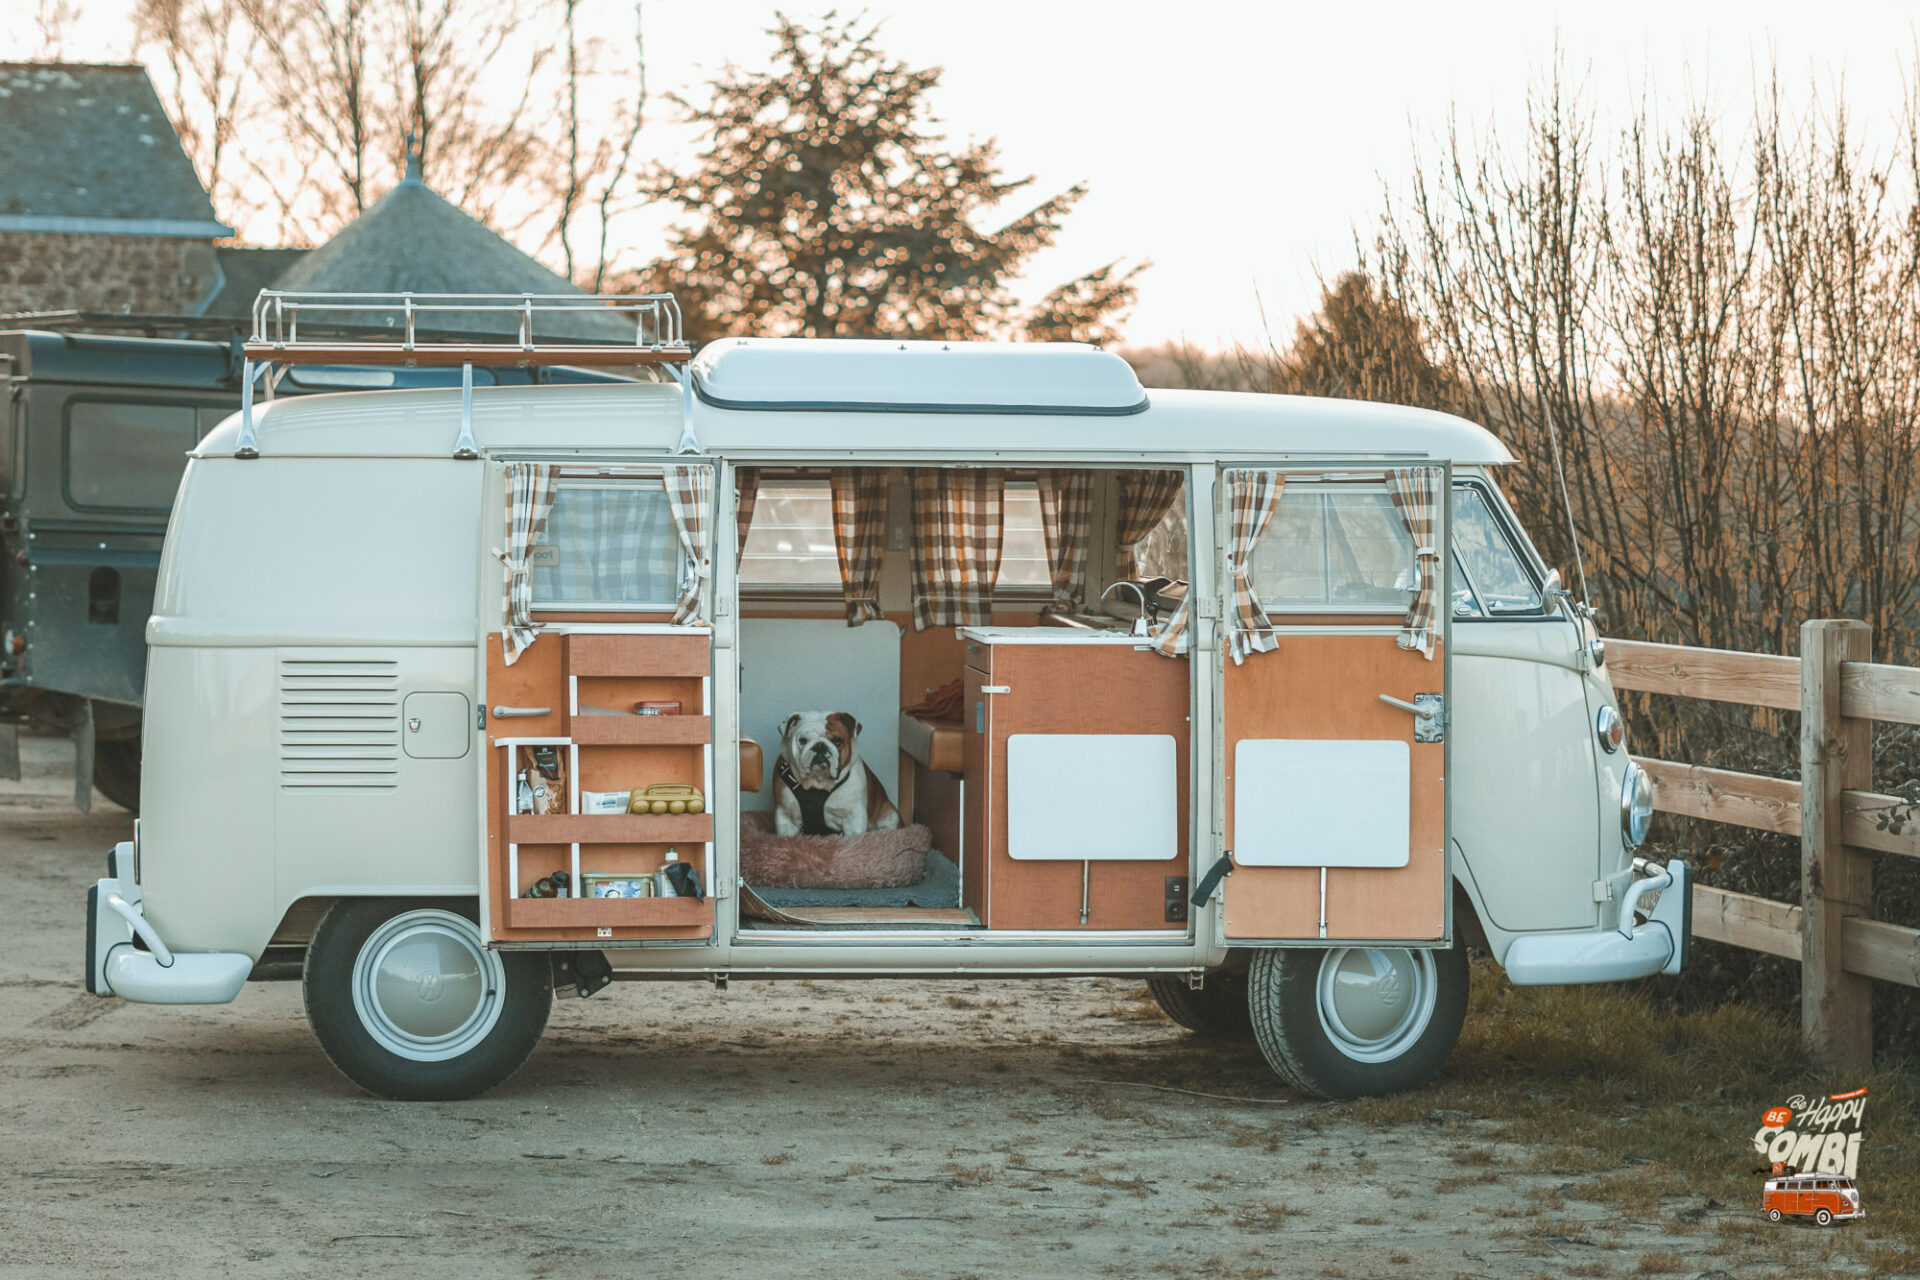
[690, 337, 1149, 415]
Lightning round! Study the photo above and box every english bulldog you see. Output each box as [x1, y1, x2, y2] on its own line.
[772, 711, 901, 837]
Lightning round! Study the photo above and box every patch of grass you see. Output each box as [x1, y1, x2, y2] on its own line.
[1343, 961, 1920, 1258]
[1229, 1202, 1302, 1230]
[759, 1151, 794, 1166]
[1564, 1264, 1610, 1278]
[1434, 1169, 1504, 1193]
[1386, 1250, 1411, 1264]
[1634, 1252, 1684, 1275]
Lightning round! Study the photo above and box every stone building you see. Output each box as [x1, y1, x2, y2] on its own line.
[0, 63, 234, 316]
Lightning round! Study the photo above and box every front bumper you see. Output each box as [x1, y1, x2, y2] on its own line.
[87, 841, 252, 1004]
[1503, 859, 1691, 986]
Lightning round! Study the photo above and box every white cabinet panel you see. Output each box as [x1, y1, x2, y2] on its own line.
[1233, 739, 1410, 868]
[1006, 734, 1178, 861]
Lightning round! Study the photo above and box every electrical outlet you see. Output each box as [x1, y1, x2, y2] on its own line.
[1165, 876, 1190, 923]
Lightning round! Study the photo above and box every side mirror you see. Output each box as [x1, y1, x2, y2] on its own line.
[1541, 568, 1572, 609]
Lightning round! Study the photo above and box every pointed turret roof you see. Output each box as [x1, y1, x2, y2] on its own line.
[271, 157, 635, 343]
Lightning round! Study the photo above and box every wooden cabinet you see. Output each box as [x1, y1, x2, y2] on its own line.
[484, 630, 715, 944]
[960, 637, 1190, 931]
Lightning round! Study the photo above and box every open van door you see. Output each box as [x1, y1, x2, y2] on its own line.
[1216, 464, 1449, 944]
[475, 458, 721, 949]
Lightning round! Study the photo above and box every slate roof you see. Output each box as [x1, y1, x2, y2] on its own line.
[0, 63, 232, 237]
[204, 246, 310, 319]
[271, 166, 637, 342]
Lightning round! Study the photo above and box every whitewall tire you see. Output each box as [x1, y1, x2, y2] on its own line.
[304, 898, 551, 1100]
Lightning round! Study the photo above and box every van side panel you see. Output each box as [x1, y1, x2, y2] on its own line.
[142, 455, 483, 956]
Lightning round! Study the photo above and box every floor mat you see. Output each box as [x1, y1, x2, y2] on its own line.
[750, 849, 960, 909]
[738, 888, 979, 930]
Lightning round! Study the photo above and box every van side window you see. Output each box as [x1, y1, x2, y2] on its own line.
[65, 401, 199, 511]
[1248, 484, 1412, 612]
[1451, 485, 1542, 617]
[531, 481, 684, 609]
[737, 476, 1052, 591]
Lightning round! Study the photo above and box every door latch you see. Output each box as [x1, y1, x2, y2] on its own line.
[1379, 692, 1445, 743]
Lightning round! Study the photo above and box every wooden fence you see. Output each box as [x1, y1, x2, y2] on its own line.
[1609, 619, 1920, 1070]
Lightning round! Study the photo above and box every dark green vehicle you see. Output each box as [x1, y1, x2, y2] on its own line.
[0, 323, 629, 811]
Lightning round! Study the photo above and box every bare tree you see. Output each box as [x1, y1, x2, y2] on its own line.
[134, 0, 260, 222]
[27, 0, 83, 57]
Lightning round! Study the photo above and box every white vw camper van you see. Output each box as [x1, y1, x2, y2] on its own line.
[84, 292, 1686, 1101]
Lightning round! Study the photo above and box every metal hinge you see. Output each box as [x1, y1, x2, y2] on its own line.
[1592, 878, 1615, 903]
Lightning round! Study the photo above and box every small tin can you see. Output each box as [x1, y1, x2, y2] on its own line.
[583, 873, 655, 899]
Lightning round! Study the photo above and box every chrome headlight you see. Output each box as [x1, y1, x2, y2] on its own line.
[1596, 705, 1624, 753]
[1621, 762, 1653, 850]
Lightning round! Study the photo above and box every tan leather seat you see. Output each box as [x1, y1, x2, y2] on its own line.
[739, 737, 764, 791]
[899, 713, 964, 774]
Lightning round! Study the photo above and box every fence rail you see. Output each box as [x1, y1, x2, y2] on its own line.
[1608, 622, 1920, 1070]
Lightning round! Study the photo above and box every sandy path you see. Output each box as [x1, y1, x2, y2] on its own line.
[0, 733, 1874, 1279]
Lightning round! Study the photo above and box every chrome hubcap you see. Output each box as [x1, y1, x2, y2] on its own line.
[351, 909, 504, 1062]
[1315, 947, 1438, 1064]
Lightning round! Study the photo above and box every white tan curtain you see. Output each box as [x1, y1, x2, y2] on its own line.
[1114, 471, 1183, 579]
[908, 469, 1004, 631]
[498, 462, 558, 665]
[1386, 467, 1442, 659]
[733, 466, 760, 568]
[1226, 470, 1287, 665]
[832, 467, 887, 625]
[1149, 592, 1190, 657]
[665, 464, 714, 626]
[1036, 469, 1094, 615]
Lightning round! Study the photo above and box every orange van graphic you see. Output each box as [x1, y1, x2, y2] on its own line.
[1762, 1173, 1863, 1226]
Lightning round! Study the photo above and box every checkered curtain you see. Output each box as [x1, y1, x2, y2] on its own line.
[499, 462, 558, 665]
[734, 467, 759, 567]
[1036, 469, 1094, 615]
[908, 469, 1005, 631]
[832, 467, 887, 625]
[665, 464, 714, 626]
[1115, 471, 1184, 579]
[1386, 467, 1442, 659]
[1226, 470, 1287, 665]
[1148, 593, 1190, 657]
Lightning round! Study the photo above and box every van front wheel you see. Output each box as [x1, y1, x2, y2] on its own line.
[304, 898, 551, 1101]
[1247, 939, 1468, 1099]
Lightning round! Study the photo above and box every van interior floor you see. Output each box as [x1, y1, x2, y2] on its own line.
[738, 891, 979, 930]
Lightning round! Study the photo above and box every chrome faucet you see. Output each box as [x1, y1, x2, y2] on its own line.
[1101, 580, 1151, 637]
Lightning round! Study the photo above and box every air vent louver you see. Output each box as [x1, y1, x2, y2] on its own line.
[278, 658, 401, 790]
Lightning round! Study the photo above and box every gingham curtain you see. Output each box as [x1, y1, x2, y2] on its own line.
[665, 464, 714, 626]
[1115, 471, 1184, 579]
[832, 467, 887, 625]
[1226, 470, 1287, 665]
[499, 462, 559, 665]
[1386, 467, 1442, 659]
[908, 469, 1004, 631]
[1148, 593, 1190, 657]
[1036, 469, 1094, 615]
[734, 466, 760, 567]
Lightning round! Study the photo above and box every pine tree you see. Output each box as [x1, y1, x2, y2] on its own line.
[641, 12, 1136, 344]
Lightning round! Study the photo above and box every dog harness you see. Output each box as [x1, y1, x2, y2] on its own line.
[775, 757, 838, 836]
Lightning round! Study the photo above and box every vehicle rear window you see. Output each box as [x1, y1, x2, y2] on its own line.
[65, 401, 199, 510]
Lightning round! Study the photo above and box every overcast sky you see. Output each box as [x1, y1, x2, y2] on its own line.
[12, 1, 1920, 348]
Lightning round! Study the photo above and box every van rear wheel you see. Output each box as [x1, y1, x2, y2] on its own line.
[304, 898, 551, 1101]
[92, 739, 141, 813]
[1144, 972, 1254, 1038]
[1247, 939, 1468, 1099]
[1768, 1208, 1783, 1222]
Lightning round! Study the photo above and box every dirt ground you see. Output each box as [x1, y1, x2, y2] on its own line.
[0, 732, 1894, 1279]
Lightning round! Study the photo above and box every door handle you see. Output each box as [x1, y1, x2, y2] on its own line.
[1379, 693, 1445, 743]
[491, 705, 551, 718]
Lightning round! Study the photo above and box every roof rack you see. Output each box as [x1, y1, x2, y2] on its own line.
[234, 290, 696, 459]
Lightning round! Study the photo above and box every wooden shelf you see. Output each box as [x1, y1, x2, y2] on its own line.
[568, 633, 709, 677]
[571, 714, 712, 745]
[505, 895, 710, 929]
[507, 812, 712, 844]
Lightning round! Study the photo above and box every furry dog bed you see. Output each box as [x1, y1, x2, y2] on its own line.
[740, 811, 933, 889]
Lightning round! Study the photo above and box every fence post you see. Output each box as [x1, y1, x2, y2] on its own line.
[1799, 618, 1874, 1071]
